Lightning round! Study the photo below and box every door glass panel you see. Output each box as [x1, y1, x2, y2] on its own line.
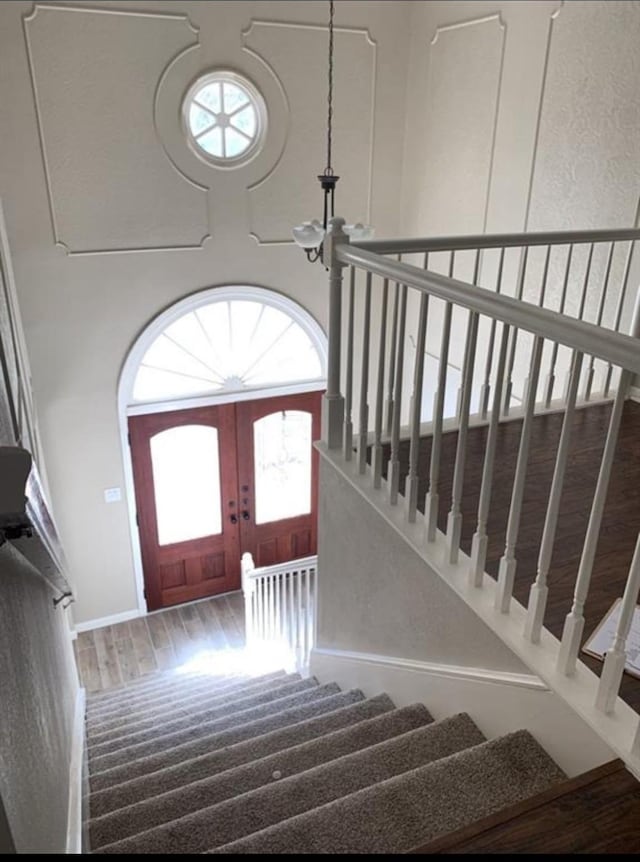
[150, 425, 222, 545]
[254, 410, 311, 524]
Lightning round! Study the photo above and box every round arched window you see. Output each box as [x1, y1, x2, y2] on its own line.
[183, 71, 266, 166]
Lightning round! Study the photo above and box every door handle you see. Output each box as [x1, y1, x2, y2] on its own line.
[241, 510, 250, 521]
[230, 513, 238, 525]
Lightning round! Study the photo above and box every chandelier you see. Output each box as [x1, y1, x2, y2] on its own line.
[292, 0, 373, 262]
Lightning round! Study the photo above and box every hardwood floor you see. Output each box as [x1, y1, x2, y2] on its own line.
[74, 591, 246, 693]
[379, 399, 640, 712]
[411, 759, 640, 853]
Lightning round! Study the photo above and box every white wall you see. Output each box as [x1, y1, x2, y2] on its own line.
[0, 1, 411, 625]
[400, 0, 640, 399]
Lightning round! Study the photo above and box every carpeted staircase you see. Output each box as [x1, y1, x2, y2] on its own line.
[85, 668, 566, 854]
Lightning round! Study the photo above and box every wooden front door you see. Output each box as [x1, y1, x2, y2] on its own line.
[129, 391, 321, 611]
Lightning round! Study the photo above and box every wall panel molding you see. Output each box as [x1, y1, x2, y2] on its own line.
[23, 3, 210, 255]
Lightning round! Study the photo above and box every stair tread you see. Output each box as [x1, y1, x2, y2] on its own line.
[210, 730, 566, 855]
[89, 701, 432, 848]
[87, 671, 292, 731]
[89, 674, 306, 752]
[89, 691, 382, 816]
[94, 712, 481, 854]
[89, 682, 347, 791]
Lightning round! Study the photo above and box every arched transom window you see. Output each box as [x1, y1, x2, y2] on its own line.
[131, 292, 326, 405]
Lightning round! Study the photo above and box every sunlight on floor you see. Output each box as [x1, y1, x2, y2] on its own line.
[174, 638, 299, 678]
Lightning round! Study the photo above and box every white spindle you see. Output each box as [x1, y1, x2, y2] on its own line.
[525, 349, 583, 642]
[446, 311, 479, 564]
[372, 279, 389, 488]
[595, 533, 640, 714]
[537, 245, 552, 307]
[456, 252, 481, 420]
[503, 247, 529, 416]
[584, 243, 614, 401]
[241, 552, 255, 646]
[557, 369, 633, 675]
[288, 570, 295, 653]
[495, 336, 544, 613]
[576, 243, 595, 322]
[425, 253, 455, 542]
[357, 273, 372, 474]
[386, 273, 400, 435]
[343, 267, 355, 460]
[295, 570, 303, 668]
[604, 240, 634, 396]
[469, 323, 510, 587]
[479, 249, 505, 419]
[405, 292, 429, 523]
[388, 284, 408, 506]
[305, 565, 312, 664]
[544, 244, 574, 407]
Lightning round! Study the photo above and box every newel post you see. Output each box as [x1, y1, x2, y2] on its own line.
[321, 217, 349, 449]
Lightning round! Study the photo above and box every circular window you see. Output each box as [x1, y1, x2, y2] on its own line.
[183, 71, 266, 166]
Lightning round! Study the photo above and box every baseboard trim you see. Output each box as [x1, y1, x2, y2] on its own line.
[74, 608, 141, 633]
[66, 686, 85, 854]
[629, 385, 640, 403]
[312, 646, 548, 691]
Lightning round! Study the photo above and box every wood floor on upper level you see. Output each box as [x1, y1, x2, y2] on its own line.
[383, 398, 640, 713]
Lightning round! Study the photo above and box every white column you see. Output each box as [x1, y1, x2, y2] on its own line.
[372, 279, 389, 488]
[322, 217, 349, 449]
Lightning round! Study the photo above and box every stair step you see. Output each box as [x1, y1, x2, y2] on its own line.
[89, 678, 324, 773]
[87, 671, 290, 731]
[94, 712, 482, 853]
[90, 701, 431, 848]
[89, 691, 384, 817]
[89, 674, 305, 751]
[89, 682, 346, 791]
[87, 671, 286, 721]
[211, 730, 565, 855]
[86, 669, 246, 707]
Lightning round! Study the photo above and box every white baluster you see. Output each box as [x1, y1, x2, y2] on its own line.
[584, 243, 614, 402]
[305, 565, 312, 665]
[275, 572, 281, 644]
[503, 247, 529, 416]
[295, 570, 303, 670]
[388, 284, 408, 506]
[595, 534, 640, 714]
[557, 369, 633, 675]
[604, 240, 635, 396]
[495, 336, 544, 613]
[343, 267, 355, 460]
[372, 279, 389, 488]
[446, 311, 479, 564]
[479, 249, 505, 420]
[288, 570, 295, 656]
[469, 323, 510, 587]
[357, 273, 372, 474]
[525, 350, 583, 642]
[241, 552, 255, 646]
[386, 274, 400, 435]
[425, 253, 455, 542]
[405, 292, 429, 523]
[544, 244, 574, 407]
[456, 251, 481, 420]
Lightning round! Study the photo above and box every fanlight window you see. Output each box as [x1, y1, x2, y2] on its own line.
[132, 299, 324, 403]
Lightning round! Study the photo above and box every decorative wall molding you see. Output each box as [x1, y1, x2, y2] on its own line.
[242, 19, 376, 245]
[312, 646, 548, 691]
[23, 3, 210, 255]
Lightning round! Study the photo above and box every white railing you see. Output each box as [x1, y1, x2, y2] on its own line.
[320, 217, 640, 770]
[241, 552, 317, 671]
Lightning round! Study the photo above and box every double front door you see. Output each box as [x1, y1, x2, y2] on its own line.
[129, 391, 321, 611]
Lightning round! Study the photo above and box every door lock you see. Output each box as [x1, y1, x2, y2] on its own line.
[230, 513, 238, 525]
[241, 510, 250, 521]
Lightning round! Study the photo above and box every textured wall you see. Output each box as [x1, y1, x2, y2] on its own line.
[0, 543, 78, 853]
[316, 458, 529, 674]
[0, 1, 411, 624]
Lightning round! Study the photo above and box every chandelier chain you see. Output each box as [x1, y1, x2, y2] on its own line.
[325, 0, 334, 176]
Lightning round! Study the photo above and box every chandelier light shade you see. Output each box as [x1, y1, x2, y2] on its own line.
[292, 1, 373, 262]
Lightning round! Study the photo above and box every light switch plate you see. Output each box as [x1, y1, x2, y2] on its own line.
[104, 487, 122, 503]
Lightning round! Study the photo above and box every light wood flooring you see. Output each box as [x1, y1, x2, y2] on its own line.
[73, 591, 246, 693]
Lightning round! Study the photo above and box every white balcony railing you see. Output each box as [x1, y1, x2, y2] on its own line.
[319, 217, 640, 773]
[241, 552, 317, 671]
